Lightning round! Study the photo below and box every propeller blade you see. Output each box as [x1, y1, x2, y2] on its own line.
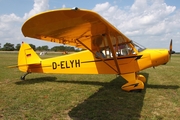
[169, 39, 175, 58]
[169, 39, 172, 53]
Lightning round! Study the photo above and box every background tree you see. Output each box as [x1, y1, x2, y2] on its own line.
[41, 45, 49, 51]
[36, 45, 49, 51]
[36, 46, 42, 51]
[51, 46, 61, 52]
[51, 45, 79, 52]
[15, 44, 21, 51]
[3, 43, 15, 51]
[65, 46, 75, 51]
[29, 44, 36, 51]
[59, 46, 65, 51]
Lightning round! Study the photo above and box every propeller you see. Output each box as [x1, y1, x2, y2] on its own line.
[169, 39, 175, 58]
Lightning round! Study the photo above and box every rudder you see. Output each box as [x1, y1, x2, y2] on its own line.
[18, 42, 41, 72]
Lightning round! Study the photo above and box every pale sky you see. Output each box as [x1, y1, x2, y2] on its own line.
[0, 0, 180, 51]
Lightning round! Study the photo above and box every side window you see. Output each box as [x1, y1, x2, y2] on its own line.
[114, 35, 135, 56]
[116, 43, 135, 56]
[92, 35, 107, 59]
[92, 34, 136, 59]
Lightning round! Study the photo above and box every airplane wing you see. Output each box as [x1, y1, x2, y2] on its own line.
[22, 8, 136, 75]
[22, 8, 131, 50]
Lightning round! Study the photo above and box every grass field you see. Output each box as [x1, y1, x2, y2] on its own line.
[0, 52, 180, 120]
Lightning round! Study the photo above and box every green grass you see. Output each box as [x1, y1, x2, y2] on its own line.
[0, 52, 180, 120]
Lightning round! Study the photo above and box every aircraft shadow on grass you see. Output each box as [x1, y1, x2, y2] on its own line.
[15, 73, 179, 119]
[15, 76, 57, 85]
[68, 74, 148, 120]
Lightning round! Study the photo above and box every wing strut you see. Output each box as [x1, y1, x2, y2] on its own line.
[106, 33, 121, 74]
[76, 39, 119, 73]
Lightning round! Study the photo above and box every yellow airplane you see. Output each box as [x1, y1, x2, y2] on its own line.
[15, 8, 175, 92]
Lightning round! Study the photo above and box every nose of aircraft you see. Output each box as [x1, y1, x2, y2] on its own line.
[137, 40, 174, 69]
[150, 39, 175, 67]
[150, 49, 170, 67]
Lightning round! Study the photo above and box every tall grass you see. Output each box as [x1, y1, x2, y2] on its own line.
[0, 52, 180, 120]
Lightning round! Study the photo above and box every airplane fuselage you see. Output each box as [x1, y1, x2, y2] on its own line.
[20, 48, 170, 76]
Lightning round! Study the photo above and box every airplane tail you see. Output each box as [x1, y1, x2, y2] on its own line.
[17, 42, 42, 72]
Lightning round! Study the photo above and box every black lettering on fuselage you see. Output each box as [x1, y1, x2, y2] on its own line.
[75, 59, 80, 67]
[66, 61, 70, 68]
[52, 62, 57, 69]
[60, 61, 65, 69]
[70, 60, 74, 68]
[52, 59, 80, 69]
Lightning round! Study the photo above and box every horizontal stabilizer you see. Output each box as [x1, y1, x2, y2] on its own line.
[8, 65, 19, 68]
[8, 63, 41, 68]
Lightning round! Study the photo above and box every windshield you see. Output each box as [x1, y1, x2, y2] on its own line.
[132, 41, 146, 52]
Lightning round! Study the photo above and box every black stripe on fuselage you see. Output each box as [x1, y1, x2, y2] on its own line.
[81, 55, 142, 64]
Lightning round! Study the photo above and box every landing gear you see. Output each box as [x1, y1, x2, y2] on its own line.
[137, 74, 146, 83]
[121, 73, 145, 92]
[20, 72, 31, 80]
[121, 80, 144, 92]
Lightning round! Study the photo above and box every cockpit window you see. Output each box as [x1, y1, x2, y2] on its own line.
[92, 34, 146, 59]
[132, 41, 146, 52]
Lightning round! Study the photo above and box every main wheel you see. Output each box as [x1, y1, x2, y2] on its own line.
[121, 80, 144, 92]
[137, 75, 146, 83]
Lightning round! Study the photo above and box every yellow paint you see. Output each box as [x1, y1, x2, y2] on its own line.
[16, 8, 172, 92]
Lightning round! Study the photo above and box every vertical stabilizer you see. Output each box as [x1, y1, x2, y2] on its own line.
[18, 42, 41, 72]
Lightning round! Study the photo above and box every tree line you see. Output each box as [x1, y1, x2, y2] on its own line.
[0, 43, 81, 52]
